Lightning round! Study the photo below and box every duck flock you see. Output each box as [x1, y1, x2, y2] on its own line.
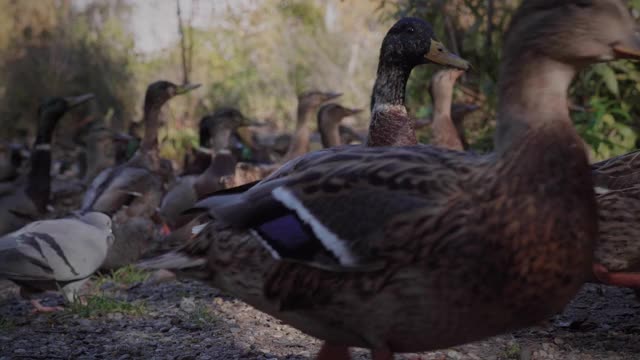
[2, 0, 640, 359]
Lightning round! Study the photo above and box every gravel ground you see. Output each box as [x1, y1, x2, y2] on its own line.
[1, 278, 639, 360]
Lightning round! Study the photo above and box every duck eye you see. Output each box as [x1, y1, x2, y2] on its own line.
[406, 27, 415, 33]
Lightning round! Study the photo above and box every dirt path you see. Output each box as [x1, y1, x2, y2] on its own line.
[1, 279, 639, 360]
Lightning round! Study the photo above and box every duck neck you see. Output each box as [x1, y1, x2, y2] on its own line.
[431, 86, 463, 150]
[317, 107, 342, 148]
[366, 63, 415, 147]
[283, 103, 316, 161]
[141, 104, 163, 151]
[494, 55, 576, 155]
[370, 63, 412, 110]
[319, 120, 341, 148]
[26, 113, 60, 212]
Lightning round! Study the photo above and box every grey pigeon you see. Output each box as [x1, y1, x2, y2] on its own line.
[0, 212, 113, 312]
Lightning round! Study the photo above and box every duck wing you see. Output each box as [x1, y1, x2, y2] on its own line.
[81, 166, 114, 210]
[82, 165, 155, 214]
[192, 146, 484, 271]
[592, 150, 640, 191]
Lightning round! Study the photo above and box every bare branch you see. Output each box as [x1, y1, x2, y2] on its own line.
[176, 0, 190, 84]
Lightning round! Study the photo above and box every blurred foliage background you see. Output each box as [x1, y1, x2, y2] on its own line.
[391, 0, 640, 159]
[0, 0, 639, 162]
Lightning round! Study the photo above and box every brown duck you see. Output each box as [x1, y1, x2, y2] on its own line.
[413, 31, 640, 292]
[422, 69, 474, 150]
[424, 83, 640, 289]
[82, 81, 200, 270]
[139, 4, 640, 358]
[159, 108, 258, 231]
[160, 104, 361, 235]
[281, 91, 343, 161]
[316, 103, 363, 148]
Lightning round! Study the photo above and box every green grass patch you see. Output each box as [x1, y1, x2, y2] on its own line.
[500, 342, 522, 360]
[184, 303, 218, 327]
[0, 318, 14, 331]
[66, 293, 146, 318]
[95, 265, 150, 288]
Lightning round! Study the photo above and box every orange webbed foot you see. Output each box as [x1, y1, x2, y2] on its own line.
[593, 263, 640, 288]
[30, 300, 64, 313]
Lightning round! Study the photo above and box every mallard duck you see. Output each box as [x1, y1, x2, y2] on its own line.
[183, 107, 263, 176]
[407, 65, 640, 292]
[428, 69, 469, 150]
[192, 96, 347, 189]
[415, 50, 640, 291]
[281, 91, 344, 162]
[140, 4, 640, 358]
[0, 212, 113, 312]
[366, 20, 470, 147]
[0, 94, 95, 236]
[82, 81, 200, 270]
[226, 101, 362, 188]
[159, 107, 259, 230]
[254, 93, 342, 161]
[423, 81, 640, 289]
[316, 103, 363, 148]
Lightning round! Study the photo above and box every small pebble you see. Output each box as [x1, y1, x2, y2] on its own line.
[77, 319, 93, 327]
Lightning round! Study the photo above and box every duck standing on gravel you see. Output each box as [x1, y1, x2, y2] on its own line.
[0, 94, 95, 236]
[139, 2, 640, 359]
[81, 81, 200, 270]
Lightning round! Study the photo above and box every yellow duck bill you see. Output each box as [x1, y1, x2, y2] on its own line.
[425, 39, 471, 70]
[175, 83, 202, 95]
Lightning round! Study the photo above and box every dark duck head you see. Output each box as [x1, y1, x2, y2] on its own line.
[367, 17, 470, 147]
[27, 93, 95, 212]
[200, 107, 262, 152]
[141, 81, 201, 151]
